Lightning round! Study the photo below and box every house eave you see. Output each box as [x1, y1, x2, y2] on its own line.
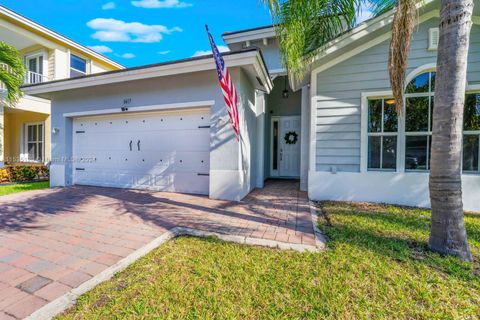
[22, 50, 273, 96]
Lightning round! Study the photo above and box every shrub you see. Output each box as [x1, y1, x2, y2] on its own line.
[0, 165, 49, 183]
[0, 168, 9, 183]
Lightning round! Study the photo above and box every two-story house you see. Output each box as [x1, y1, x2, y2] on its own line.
[0, 5, 123, 167]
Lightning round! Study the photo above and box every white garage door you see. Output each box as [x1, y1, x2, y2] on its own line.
[72, 108, 210, 195]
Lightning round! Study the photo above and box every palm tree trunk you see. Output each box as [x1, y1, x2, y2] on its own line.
[428, 0, 474, 262]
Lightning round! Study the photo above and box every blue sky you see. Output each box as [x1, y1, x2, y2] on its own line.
[1, 0, 273, 67]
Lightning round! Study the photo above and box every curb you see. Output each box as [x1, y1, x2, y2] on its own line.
[27, 205, 327, 320]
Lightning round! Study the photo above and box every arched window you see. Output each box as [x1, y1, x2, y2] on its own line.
[366, 70, 480, 173]
[404, 71, 435, 171]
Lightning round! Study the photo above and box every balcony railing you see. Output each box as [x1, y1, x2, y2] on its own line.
[24, 71, 51, 85]
[0, 64, 52, 90]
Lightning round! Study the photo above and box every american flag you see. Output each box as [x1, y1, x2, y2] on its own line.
[206, 25, 239, 140]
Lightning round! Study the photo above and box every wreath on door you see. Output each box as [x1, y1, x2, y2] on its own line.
[284, 131, 298, 145]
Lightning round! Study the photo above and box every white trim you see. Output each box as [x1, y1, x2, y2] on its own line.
[311, 9, 439, 75]
[360, 91, 393, 173]
[405, 63, 436, 86]
[23, 51, 273, 95]
[428, 27, 440, 51]
[22, 121, 45, 162]
[63, 100, 215, 118]
[223, 27, 275, 44]
[309, 70, 317, 173]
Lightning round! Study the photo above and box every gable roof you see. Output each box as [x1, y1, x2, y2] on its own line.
[0, 5, 124, 70]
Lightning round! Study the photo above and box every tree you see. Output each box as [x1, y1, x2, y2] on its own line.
[264, 0, 474, 261]
[0, 41, 26, 106]
[428, 0, 473, 262]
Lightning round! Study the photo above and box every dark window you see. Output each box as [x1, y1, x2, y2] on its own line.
[463, 135, 479, 172]
[70, 54, 87, 78]
[367, 98, 398, 170]
[273, 121, 278, 170]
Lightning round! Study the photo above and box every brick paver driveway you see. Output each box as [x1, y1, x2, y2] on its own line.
[0, 180, 316, 319]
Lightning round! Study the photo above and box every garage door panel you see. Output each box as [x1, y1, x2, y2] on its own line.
[74, 111, 210, 134]
[73, 108, 210, 195]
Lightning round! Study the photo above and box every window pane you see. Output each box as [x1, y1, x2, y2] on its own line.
[273, 121, 278, 170]
[70, 54, 86, 73]
[429, 97, 434, 131]
[28, 58, 37, 73]
[430, 72, 436, 92]
[383, 100, 398, 132]
[38, 142, 43, 161]
[368, 99, 382, 132]
[405, 136, 428, 170]
[28, 125, 37, 142]
[464, 93, 480, 131]
[406, 97, 429, 132]
[70, 69, 85, 78]
[368, 136, 381, 169]
[38, 124, 43, 141]
[382, 136, 397, 169]
[406, 72, 430, 93]
[463, 135, 479, 172]
[39, 56, 43, 75]
[28, 143, 37, 160]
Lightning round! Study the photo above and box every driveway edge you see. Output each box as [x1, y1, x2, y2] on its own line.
[27, 222, 325, 320]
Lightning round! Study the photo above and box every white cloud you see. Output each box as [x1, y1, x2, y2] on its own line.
[102, 2, 116, 10]
[192, 45, 229, 57]
[157, 50, 171, 55]
[131, 0, 192, 9]
[87, 18, 182, 43]
[87, 45, 113, 53]
[120, 53, 136, 59]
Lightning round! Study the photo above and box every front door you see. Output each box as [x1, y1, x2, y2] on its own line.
[271, 116, 301, 177]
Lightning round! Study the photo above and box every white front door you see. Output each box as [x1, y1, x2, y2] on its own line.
[72, 108, 211, 195]
[272, 116, 301, 177]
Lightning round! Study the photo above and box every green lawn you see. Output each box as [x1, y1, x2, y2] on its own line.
[0, 181, 49, 196]
[58, 202, 480, 320]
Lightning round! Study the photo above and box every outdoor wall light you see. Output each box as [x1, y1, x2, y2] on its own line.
[282, 76, 289, 99]
[52, 128, 60, 135]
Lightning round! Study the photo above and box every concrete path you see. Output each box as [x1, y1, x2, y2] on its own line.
[0, 180, 319, 319]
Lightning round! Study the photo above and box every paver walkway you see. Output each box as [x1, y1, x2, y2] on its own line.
[0, 180, 317, 319]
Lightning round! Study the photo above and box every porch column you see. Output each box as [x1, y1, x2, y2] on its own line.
[0, 105, 4, 167]
[300, 85, 311, 191]
[255, 90, 266, 188]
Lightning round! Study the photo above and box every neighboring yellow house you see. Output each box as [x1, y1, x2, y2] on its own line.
[0, 5, 123, 167]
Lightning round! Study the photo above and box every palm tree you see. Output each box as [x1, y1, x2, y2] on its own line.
[0, 41, 26, 106]
[264, 0, 473, 261]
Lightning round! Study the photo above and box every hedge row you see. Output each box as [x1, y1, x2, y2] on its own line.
[0, 165, 49, 183]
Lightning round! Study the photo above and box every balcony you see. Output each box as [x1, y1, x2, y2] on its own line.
[0, 64, 52, 91]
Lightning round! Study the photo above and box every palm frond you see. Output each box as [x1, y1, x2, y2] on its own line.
[262, 0, 401, 80]
[0, 41, 26, 106]
[388, 0, 417, 115]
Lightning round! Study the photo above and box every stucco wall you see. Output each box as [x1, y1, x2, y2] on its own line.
[3, 110, 50, 163]
[47, 68, 258, 201]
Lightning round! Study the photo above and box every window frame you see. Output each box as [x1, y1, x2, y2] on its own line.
[462, 90, 480, 174]
[366, 98, 399, 171]
[361, 79, 480, 175]
[404, 71, 435, 172]
[22, 122, 45, 163]
[69, 53, 88, 78]
[23, 50, 48, 84]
